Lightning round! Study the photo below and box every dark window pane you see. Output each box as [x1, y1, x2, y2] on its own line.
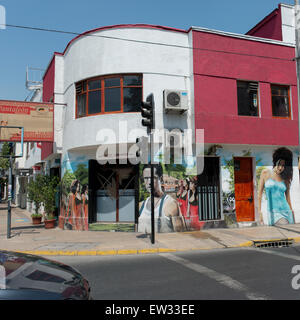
[272, 86, 288, 96]
[77, 93, 86, 117]
[105, 87, 121, 112]
[88, 80, 101, 90]
[123, 75, 142, 86]
[105, 78, 120, 87]
[271, 86, 290, 117]
[237, 81, 258, 116]
[88, 90, 101, 114]
[83, 81, 87, 92]
[272, 96, 290, 117]
[123, 87, 142, 112]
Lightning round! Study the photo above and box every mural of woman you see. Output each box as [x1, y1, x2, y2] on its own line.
[81, 184, 89, 231]
[66, 179, 82, 230]
[176, 180, 184, 199]
[258, 147, 294, 226]
[178, 179, 189, 219]
[188, 177, 204, 229]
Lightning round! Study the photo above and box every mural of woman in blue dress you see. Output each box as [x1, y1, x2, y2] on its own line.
[258, 147, 294, 226]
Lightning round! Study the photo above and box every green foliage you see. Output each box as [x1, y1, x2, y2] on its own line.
[41, 175, 59, 218]
[27, 175, 45, 214]
[60, 163, 88, 197]
[74, 163, 88, 185]
[27, 174, 59, 218]
[31, 213, 43, 218]
[0, 142, 11, 171]
[61, 170, 76, 196]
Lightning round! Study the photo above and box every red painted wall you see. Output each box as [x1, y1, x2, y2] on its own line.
[41, 55, 55, 159]
[246, 6, 282, 41]
[193, 30, 298, 146]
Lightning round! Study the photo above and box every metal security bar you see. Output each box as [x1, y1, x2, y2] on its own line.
[198, 185, 221, 221]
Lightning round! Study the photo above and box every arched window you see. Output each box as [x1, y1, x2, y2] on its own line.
[75, 74, 143, 118]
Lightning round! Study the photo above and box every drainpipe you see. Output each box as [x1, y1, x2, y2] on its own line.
[295, 1, 300, 156]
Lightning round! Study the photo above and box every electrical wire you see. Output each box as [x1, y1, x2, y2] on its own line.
[1, 23, 295, 62]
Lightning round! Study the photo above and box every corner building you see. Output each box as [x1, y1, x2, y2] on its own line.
[37, 22, 300, 232]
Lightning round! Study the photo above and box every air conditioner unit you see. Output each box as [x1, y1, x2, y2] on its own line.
[163, 90, 188, 114]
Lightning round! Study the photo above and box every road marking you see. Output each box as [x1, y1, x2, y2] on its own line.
[160, 253, 269, 300]
[248, 247, 300, 261]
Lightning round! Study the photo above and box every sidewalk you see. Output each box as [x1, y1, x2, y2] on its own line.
[1, 203, 300, 256]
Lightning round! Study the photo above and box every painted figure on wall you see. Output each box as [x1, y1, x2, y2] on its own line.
[59, 159, 89, 230]
[258, 147, 295, 226]
[175, 176, 204, 230]
[138, 163, 186, 233]
[188, 177, 204, 229]
[177, 178, 189, 220]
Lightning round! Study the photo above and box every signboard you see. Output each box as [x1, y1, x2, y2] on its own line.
[16, 168, 33, 176]
[0, 100, 54, 142]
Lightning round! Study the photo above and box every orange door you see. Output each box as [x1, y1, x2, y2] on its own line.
[234, 157, 255, 222]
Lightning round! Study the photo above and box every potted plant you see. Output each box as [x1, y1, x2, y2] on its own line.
[42, 176, 59, 229]
[27, 175, 44, 225]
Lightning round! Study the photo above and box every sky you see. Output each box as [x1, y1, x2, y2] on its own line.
[0, 0, 296, 101]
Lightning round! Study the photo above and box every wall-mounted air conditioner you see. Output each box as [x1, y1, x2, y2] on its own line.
[163, 90, 188, 114]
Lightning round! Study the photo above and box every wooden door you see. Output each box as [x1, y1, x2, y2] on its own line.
[234, 157, 255, 222]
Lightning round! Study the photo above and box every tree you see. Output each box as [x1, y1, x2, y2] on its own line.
[0, 142, 12, 171]
[74, 163, 88, 185]
[27, 175, 45, 215]
[41, 175, 59, 219]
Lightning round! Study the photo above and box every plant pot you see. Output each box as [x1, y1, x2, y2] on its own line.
[44, 219, 56, 229]
[32, 216, 42, 225]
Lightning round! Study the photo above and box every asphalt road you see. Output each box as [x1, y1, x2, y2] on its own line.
[52, 245, 300, 300]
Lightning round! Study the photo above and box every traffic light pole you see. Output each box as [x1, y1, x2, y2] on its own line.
[140, 93, 155, 244]
[7, 155, 12, 239]
[150, 130, 155, 244]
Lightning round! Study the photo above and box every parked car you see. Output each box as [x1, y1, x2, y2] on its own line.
[0, 250, 91, 300]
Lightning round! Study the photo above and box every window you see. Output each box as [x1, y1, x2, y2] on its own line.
[237, 81, 259, 116]
[75, 74, 142, 118]
[271, 85, 291, 118]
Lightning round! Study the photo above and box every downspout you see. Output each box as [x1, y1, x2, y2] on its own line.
[295, 1, 300, 155]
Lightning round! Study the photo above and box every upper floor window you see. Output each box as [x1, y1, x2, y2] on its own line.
[271, 85, 291, 118]
[76, 74, 143, 118]
[237, 81, 259, 117]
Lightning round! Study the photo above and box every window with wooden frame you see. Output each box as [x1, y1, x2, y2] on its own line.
[237, 81, 259, 116]
[271, 84, 291, 118]
[75, 74, 143, 118]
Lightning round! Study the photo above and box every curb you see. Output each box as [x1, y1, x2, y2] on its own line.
[14, 240, 255, 256]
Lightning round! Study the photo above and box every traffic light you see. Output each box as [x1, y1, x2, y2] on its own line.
[135, 136, 149, 164]
[8, 143, 14, 155]
[141, 93, 154, 130]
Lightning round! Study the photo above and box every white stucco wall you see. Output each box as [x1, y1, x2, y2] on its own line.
[281, 4, 296, 44]
[59, 26, 193, 154]
[53, 55, 65, 154]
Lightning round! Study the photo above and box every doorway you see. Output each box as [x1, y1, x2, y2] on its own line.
[234, 157, 255, 222]
[197, 157, 221, 220]
[89, 161, 138, 223]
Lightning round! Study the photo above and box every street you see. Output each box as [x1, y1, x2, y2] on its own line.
[52, 245, 300, 300]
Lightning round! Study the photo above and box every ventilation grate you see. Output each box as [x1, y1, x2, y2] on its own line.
[253, 239, 293, 248]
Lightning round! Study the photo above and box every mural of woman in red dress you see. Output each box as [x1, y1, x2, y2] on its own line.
[64, 179, 82, 230]
[81, 184, 89, 231]
[188, 177, 204, 229]
[178, 179, 189, 223]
